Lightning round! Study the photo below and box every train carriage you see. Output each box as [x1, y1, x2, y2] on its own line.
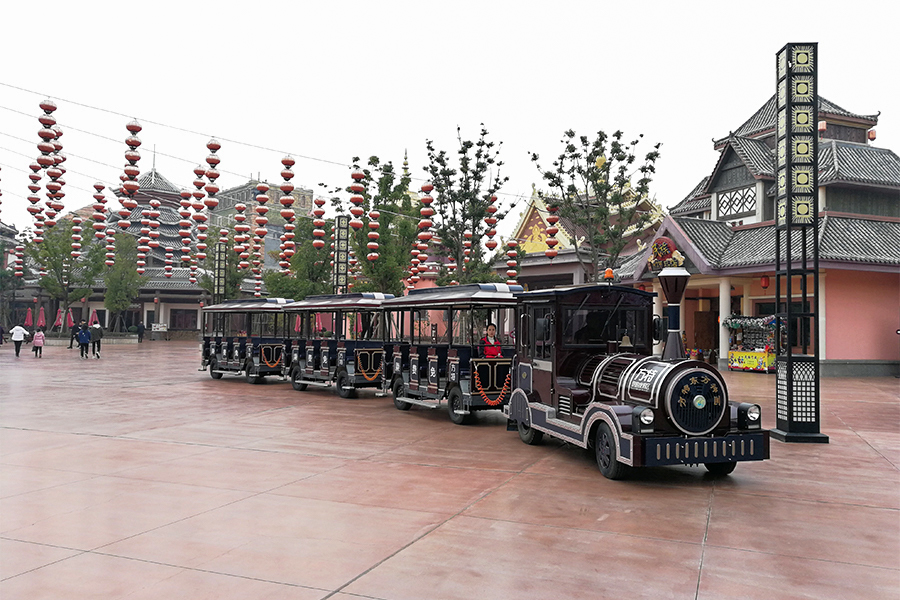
[383, 283, 522, 424]
[506, 284, 769, 479]
[200, 298, 294, 383]
[282, 293, 393, 397]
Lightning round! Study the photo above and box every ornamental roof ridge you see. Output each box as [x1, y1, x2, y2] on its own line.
[714, 95, 879, 149]
[136, 167, 182, 194]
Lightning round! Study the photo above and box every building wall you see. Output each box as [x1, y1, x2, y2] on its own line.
[825, 270, 899, 361]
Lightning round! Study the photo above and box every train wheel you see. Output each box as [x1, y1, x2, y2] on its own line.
[595, 422, 628, 480]
[209, 358, 223, 380]
[447, 388, 472, 425]
[245, 360, 260, 385]
[291, 369, 308, 391]
[705, 462, 737, 477]
[392, 378, 411, 410]
[336, 371, 355, 398]
[517, 419, 543, 445]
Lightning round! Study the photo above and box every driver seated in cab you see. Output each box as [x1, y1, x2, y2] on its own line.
[481, 323, 502, 358]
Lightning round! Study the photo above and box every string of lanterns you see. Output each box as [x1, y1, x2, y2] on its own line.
[278, 156, 296, 273]
[545, 202, 560, 260]
[119, 119, 142, 273]
[252, 180, 269, 297]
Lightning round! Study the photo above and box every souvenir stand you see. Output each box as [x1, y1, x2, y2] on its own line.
[722, 315, 776, 373]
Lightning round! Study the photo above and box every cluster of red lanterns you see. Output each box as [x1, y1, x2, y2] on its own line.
[70, 214, 83, 259]
[232, 185, 250, 269]
[164, 246, 174, 278]
[13, 244, 24, 277]
[367, 207, 380, 261]
[252, 181, 269, 296]
[38, 100, 65, 239]
[484, 194, 499, 254]
[278, 156, 297, 273]
[506, 239, 519, 285]
[348, 168, 366, 231]
[119, 119, 142, 272]
[545, 203, 560, 260]
[93, 183, 115, 267]
[311, 196, 327, 250]
[411, 180, 434, 284]
[26, 160, 44, 244]
[178, 188, 195, 272]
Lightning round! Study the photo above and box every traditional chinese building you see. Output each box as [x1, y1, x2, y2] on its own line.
[622, 96, 900, 376]
[498, 187, 664, 289]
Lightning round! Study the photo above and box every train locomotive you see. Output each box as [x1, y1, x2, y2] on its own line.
[506, 283, 769, 479]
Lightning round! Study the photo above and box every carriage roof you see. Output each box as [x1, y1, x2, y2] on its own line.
[283, 292, 394, 311]
[383, 283, 523, 308]
[515, 283, 656, 302]
[201, 297, 294, 312]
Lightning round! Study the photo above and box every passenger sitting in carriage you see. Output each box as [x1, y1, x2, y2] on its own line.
[480, 323, 502, 358]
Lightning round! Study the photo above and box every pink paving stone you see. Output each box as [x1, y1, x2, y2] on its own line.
[1, 341, 898, 598]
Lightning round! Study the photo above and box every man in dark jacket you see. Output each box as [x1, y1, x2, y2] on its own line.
[90, 323, 104, 359]
[76, 324, 92, 359]
[136, 321, 145, 343]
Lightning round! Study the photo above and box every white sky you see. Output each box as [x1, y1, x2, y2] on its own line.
[1, 1, 897, 240]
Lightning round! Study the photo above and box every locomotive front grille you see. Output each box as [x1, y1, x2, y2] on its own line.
[644, 432, 768, 466]
[665, 371, 727, 435]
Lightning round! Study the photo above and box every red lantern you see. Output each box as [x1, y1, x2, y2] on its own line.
[760, 275, 770, 289]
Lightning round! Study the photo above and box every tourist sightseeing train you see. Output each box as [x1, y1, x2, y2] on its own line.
[200, 282, 769, 479]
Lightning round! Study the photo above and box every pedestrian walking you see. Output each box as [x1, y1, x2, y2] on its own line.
[9, 323, 28, 357]
[32, 327, 45, 358]
[136, 321, 145, 343]
[76, 323, 92, 359]
[68, 320, 83, 349]
[90, 323, 104, 359]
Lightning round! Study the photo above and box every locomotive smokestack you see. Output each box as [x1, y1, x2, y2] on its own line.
[658, 266, 690, 360]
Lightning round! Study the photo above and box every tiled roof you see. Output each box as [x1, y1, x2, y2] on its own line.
[675, 218, 735, 265]
[819, 140, 900, 188]
[669, 177, 710, 215]
[730, 136, 775, 178]
[675, 215, 900, 269]
[819, 217, 900, 264]
[714, 96, 878, 148]
[136, 168, 182, 194]
[613, 250, 649, 280]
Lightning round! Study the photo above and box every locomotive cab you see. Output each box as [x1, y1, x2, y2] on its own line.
[505, 284, 769, 479]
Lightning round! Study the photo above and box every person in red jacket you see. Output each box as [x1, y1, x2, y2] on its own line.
[481, 323, 502, 358]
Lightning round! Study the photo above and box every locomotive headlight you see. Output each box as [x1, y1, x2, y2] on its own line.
[737, 403, 762, 430]
[633, 406, 655, 434]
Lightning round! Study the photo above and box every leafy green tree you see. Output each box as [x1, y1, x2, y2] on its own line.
[531, 129, 661, 281]
[424, 125, 509, 284]
[262, 215, 332, 300]
[103, 233, 146, 332]
[342, 156, 419, 296]
[26, 220, 106, 323]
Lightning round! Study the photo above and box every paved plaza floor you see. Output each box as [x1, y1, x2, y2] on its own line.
[1, 340, 898, 599]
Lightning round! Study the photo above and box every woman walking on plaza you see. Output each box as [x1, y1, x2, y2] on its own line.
[90, 323, 104, 359]
[32, 327, 45, 358]
[76, 323, 92, 359]
[9, 323, 28, 357]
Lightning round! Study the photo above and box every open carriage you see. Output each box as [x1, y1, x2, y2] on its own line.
[282, 293, 393, 397]
[200, 298, 294, 383]
[383, 283, 521, 424]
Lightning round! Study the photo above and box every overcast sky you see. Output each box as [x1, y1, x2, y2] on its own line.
[1, 1, 897, 240]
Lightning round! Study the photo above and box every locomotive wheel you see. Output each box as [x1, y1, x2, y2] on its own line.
[595, 422, 627, 480]
[209, 358, 223, 380]
[517, 419, 543, 445]
[336, 371, 355, 398]
[291, 368, 308, 391]
[245, 360, 260, 385]
[448, 388, 472, 425]
[392, 378, 411, 410]
[705, 462, 737, 477]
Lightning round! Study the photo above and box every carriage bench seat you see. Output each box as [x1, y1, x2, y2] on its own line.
[556, 376, 591, 405]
